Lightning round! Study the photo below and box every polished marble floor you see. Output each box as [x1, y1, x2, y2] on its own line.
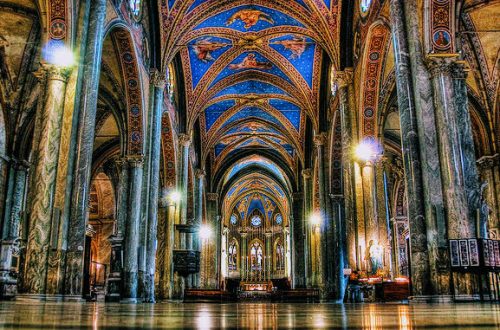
[0, 300, 499, 329]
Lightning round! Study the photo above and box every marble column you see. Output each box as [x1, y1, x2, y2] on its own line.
[204, 193, 219, 288]
[165, 197, 176, 299]
[115, 158, 130, 237]
[0, 161, 29, 299]
[194, 169, 205, 288]
[23, 64, 70, 295]
[63, 0, 107, 298]
[314, 133, 330, 295]
[403, 0, 451, 299]
[144, 71, 166, 303]
[291, 192, 305, 288]
[240, 230, 248, 280]
[302, 169, 312, 287]
[332, 70, 355, 298]
[390, 0, 432, 296]
[427, 57, 475, 239]
[360, 160, 378, 262]
[122, 156, 144, 303]
[265, 231, 272, 280]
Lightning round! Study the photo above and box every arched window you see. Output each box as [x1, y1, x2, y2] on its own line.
[230, 213, 238, 225]
[360, 0, 372, 14]
[275, 213, 283, 225]
[129, 0, 142, 16]
[228, 240, 238, 271]
[250, 241, 263, 271]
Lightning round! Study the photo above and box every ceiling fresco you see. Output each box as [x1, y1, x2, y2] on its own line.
[160, 0, 342, 178]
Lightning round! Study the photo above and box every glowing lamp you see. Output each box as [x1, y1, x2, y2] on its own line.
[43, 43, 75, 67]
[354, 140, 378, 162]
[199, 224, 212, 240]
[169, 191, 181, 203]
[310, 213, 322, 227]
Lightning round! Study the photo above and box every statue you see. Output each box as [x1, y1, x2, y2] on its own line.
[366, 240, 383, 275]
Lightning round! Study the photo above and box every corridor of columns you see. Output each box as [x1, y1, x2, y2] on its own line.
[0, 0, 499, 318]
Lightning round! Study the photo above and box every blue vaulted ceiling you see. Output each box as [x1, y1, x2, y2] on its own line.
[176, 1, 328, 170]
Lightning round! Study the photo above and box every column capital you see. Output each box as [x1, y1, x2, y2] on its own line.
[34, 63, 72, 82]
[207, 192, 218, 201]
[293, 192, 303, 201]
[477, 154, 499, 170]
[150, 69, 167, 88]
[195, 168, 206, 178]
[332, 68, 353, 88]
[178, 133, 191, 147]
[302, 168, 312, 179]
[13, 159, 30, 171]
[126, 155, 144, 168]
[313, 133, 326, 147]
[425, 54, 467, 78]
[239, 230, 248, 238]
[265, 231, 273, 238]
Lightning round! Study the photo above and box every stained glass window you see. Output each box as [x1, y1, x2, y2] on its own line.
[276, 243, 285, 270]
[275, 214, 283, 225]
[129, 0, 142, 16]
[251, 214, 262, 227]
[250, 242, 263, 271]
[230, 214, 238, 225]
[360, 0, 372, 14]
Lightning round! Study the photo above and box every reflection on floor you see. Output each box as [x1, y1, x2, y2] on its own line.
[1, 301, 500, 329]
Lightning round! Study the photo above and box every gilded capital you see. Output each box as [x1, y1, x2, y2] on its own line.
[178, 133, 192, 147]
[332, 68, 353, 88]
[207, 192, 218, 201]
[150, 69, 167, 88]
[313, 133, 326, 147]
[126, 155, 144, 168]
[425, 54, 464, 78]
[34, 63, 72, 83]
[302, 168, 312, 179]
[195, 169, 206, 178]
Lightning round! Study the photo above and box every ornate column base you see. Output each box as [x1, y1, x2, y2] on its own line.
[0, 240, 19, 300]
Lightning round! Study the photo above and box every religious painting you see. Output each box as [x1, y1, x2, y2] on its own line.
[275, 242, 284, 271]
[450, 240, 460, 267]
[226, 9, 274, 29]
[468, 239, 480, 267]
[229, 53, 272, 70]
[432, 30, 451, 49]
[274, 36, 308, 59]
[459, 239, 470, 267]
[192, 38, 228, 62]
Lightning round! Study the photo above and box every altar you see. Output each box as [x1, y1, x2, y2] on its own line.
[240, 280, 273, 292]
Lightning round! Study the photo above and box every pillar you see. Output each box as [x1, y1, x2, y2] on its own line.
[0, 161, 28, 299]
[314, 133, 329, 294]
[63, 0, 107, 298]
[390, 0, 433, 297]
[194, 169, 205, 288]
[144, 71, 166, 303]
[403, 0, 451, 299]
[291, 192, 305, 288]
[164, 195, 176, 298]
[240, 230, 248, 280]
[302, 169, 312, 287]
[265, 231, 272, 280]
[122, 156, 144, 303]
[23, 64, 71, 295]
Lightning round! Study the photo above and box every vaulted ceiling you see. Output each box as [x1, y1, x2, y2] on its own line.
[160, 1, 341, 204]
